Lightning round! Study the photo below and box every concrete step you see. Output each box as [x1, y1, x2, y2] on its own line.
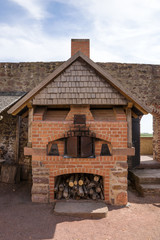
[140, 184, 160, 196]
[129, 169, 160, 196]
[137, 161, 160, 169]
[53, 201, 108, 219]
[129, 169, 160, 184]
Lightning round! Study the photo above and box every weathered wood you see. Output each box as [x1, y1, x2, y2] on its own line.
[15, 116, 21, 163]
[96, 185, 101, 193]
[54, 176, 61, 192]
[59, 182, 64, 192]
[63, 185, 69, 199]
[94, 175, 100, 182]
[69, 175, 74, 187]
[78, 174, 84, 186]
[28, 107, 34, 144]
[92, 192, 97, 200]
[89, 188, 94, 195]
[83, 185, 88, 195]
[78, 186, 84, 197]
[1, 165, 17, 184]
[57, 191, 63, 200]
[126, 108, 132, 148]
[87, 182, 96, 189]
[100, 191, 104, 200]
[74, 174, 78, 185]
[21, 110, 29, 119]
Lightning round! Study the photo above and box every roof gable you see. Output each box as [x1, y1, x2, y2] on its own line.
[33, 58, 127, 106]
[8, 51, 150, 115]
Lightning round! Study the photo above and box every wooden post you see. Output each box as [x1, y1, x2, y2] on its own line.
[28, 106, 33, 147]
[15, 116, 21, 163]
[126, 108, 132, 148]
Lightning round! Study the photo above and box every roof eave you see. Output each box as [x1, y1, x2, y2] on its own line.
[8, 51, 150, 115]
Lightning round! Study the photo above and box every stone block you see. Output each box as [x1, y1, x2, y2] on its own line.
[112, 185, 127, 190]
[115, 192, 128, 206]
[32, 194, 49, 203]
[32, 184, 49, 195]
[1, 164, 17, 184]
[112, 171, 128, 178]
[33, 177, 49, 184]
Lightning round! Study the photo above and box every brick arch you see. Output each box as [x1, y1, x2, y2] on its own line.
[52, 168, 107, 177]
[48, 133, 65, 143]
[48, 131, 112, 144]
[95, 133, 112, 144]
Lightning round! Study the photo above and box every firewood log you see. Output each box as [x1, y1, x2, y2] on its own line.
[66, 178, 70, 183]
[69, 175, 74, 187]
[78, 174, 84, 186]
[75, 195, 80, 200]
[92, 192, 97, 200]
[94, 175, 100, 182]
[78, 186, 84, 197]
[83, 185, 88, 195]
[54, 176, 61, 192]
[73, 185, 78, 191]
[96, 185, 101, 193]
[89, 188, 94, 195]
[63, 185, 69, 199]
[85, 177, 90, 185]
[59, 183, 64, 192]
[100, 191, 104, 200]
[74, 174, 79, 185]
[87, 182, 96, 189]
[57, 191, 62, 200]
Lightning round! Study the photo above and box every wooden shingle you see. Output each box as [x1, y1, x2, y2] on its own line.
[33, 59, 127, 106]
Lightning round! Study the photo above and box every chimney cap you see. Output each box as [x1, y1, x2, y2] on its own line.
[71, 39, 90, 42]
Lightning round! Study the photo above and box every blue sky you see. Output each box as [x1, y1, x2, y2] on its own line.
[0, 0, 156, 132]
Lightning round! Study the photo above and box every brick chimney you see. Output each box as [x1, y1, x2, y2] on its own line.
[71, 39, 90, 58]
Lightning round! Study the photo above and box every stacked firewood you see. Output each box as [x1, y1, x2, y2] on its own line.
[54, 173, 104, 200]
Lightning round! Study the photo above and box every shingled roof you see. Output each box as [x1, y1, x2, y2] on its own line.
[0, 95, 23, 114]
[0, 54, 159, 113]
[6, 51, 151, 115]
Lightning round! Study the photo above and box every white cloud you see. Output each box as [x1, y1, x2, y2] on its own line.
[0, 23, 70, 61]
[56, 0, 160, 63]
[1, 0, 160, 64]
[10, 0, 49, 20]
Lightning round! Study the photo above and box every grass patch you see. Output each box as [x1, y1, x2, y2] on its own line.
[141, 133, 153, 137]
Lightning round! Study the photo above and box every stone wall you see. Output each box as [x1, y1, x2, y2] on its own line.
[0, 62, 63, 93]
[0, 111, 17, 163]
[109, 161, 128, 205]
[19, 117, 32, 180]
[153, 114, 160, 161]
[0, 111, 31, 180]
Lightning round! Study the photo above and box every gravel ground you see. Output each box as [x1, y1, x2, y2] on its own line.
[0, 182, 160, 240]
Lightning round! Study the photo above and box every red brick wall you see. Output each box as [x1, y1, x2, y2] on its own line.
[32, 155, 127, 203]
[30, 106, 128, 205]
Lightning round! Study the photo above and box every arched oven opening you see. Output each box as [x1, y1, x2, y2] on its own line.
[54, 173, 104, 200]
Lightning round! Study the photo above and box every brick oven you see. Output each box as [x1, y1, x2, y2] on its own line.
[8, 39, 150, 205]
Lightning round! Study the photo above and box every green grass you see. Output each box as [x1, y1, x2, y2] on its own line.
[140, 133, 153, 137]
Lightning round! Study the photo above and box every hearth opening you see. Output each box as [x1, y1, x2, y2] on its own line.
[54, 173, 104, 200]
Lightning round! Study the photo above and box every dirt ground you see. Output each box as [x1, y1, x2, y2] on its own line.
[0, 182, 160, 240]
